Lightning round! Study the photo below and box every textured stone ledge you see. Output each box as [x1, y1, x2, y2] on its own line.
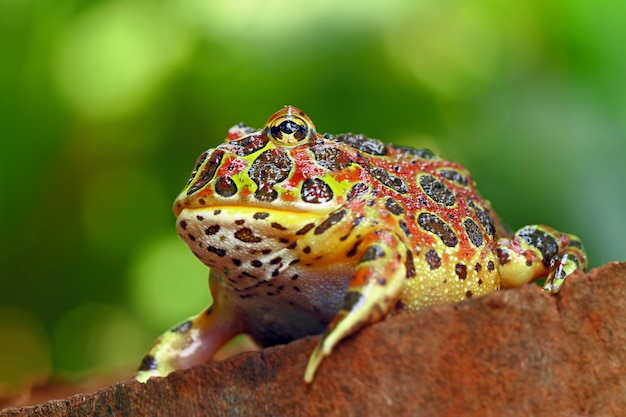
[3, 262, 626, 416]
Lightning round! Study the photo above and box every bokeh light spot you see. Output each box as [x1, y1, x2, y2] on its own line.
[52, 0, 191, 121]
[0, 307, 51, 390]
[52, 304, 147, 377]
[127, 234, 209, 330]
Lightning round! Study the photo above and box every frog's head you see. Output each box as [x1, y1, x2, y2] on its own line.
[172, 106, 368, 285]
[173, 106, 363, 218]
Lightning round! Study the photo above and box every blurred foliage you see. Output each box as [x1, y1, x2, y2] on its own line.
[1, 0, 625, 391]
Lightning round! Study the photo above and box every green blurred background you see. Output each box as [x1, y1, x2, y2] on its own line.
[1, 0, 625, 392]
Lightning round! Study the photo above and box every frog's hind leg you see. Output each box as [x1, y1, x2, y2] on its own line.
[304, 230, 408, 383]
[135, 276, 246, 382]
[495, 225, 587, 294]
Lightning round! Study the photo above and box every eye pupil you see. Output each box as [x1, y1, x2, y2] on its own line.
[271, 120, 307, 140]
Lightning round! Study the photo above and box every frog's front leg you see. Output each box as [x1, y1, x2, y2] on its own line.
[495, 225, 587, 294]
[135, 274, 245, 382]
[304, 229, 408, 383]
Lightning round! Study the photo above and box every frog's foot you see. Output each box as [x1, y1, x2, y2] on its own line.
[304, 230, 408, 383]
[135, 281, 245, 382]
[495, 225, 587, 294]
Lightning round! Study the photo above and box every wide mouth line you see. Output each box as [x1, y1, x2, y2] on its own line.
[174, 203, 336, 218]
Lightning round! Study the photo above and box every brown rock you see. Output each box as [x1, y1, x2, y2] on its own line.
[3, 262, 626, 416]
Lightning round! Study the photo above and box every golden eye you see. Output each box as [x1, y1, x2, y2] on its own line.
[264, 106, 316, 146]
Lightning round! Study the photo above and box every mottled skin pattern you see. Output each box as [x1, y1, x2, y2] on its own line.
[136, 106, 587, 383]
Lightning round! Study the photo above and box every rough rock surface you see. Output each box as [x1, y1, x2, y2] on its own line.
[2, 262, 626, 417]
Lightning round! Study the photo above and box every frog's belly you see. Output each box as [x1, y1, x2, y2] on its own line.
[226, 264, 352, 347]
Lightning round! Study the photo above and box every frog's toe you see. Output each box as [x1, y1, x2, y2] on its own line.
[135, 301, 245, 382]
[543, 252, 584, 294]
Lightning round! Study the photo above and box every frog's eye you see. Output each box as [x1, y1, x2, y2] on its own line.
[264, 106, 316, 146]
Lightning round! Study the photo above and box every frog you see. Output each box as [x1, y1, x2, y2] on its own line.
[136, 106, 587, 384]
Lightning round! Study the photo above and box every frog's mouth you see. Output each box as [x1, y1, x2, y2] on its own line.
[173, 190, 342, 218]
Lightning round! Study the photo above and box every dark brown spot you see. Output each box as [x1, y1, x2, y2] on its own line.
[405, 249, 416, 278]
[335, 133, 388, 155]
[215, 176, 238, 197]
[517, 226, 560, 268]
[270, 256, 282, 265]
[419, 174, 456, 206]
[418, 213, 458, 247]
[207, 246, 226, 257]
[296, 223, 315, 235]
[474, 263, 482, 272]
[301, 178, 333, 204]
[228, 132, 269, 156]
[291, 274, 299, 280]
[188, 234, 196, 241]
[360, 245, 385, 263]
[394, 146, 437, 159]
[187, 150, 223, 195]
[311, 145, 353, 170]
[347, 183, 369, 201]
[234, 228, 262, 243]
[253, 212, 270, 220]
[347, 240, 363, 258]
[179, 220, 188, 230]
[185, 151, 208, 187]
[251, 260, 263, 267]
[399, 220, 411, 238]
[138, 355, 158, 372]
[369, 167, 407, 194]
[170, 320, 192, 333]
[232, 259, 241, 266]
[464, 218, 483, 247]
[496, 248, 510, 265]
[234, 219, 245, 226]
[314, 209, 346, 235]
[303, 246, 311, 254]
[455, 263, 467, 279]
[196, 215, 204, 221]
[205, 225, 220, 235]
[487, 260, 495, 271]
[385, 198, 404, 215]
[271, 222, 287, 231]
[439, 169, 468, 186]
[466, 290, 473, 298]
[241, 271, 258, 280]
[341, 291, 364, 311]
[425, 249, 441, 270]
[467, 198, 496, 237]
[249, 148, 292, 202]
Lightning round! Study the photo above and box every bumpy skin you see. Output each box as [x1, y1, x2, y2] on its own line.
[136, 106, 587, 383]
